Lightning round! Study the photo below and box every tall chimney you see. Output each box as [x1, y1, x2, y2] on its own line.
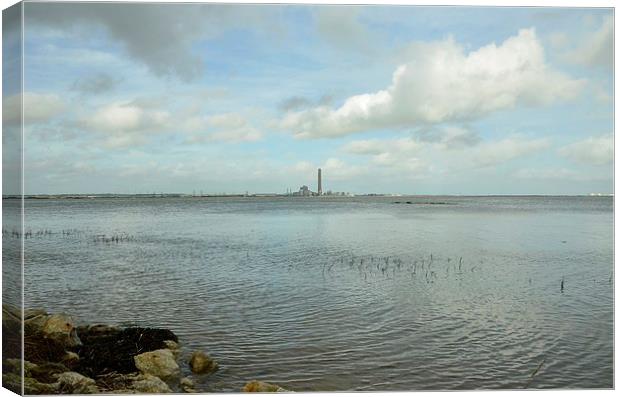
[318, 168, 322, 196]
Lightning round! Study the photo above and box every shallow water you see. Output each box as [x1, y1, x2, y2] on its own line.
[3, 196, 614, 390]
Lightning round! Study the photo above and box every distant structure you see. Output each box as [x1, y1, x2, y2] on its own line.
[287, 168, 350, 197]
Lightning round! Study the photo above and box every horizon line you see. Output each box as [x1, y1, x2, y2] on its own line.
[2, 193, 614, 198]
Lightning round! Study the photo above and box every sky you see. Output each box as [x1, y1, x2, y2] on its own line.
[1, 2, 614, 195]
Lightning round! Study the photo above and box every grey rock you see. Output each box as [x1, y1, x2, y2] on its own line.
[2, 373, 59, 395]
[96, 372, 173, 394]
[180, 376, 197, 393]
[41, 313, 82, 347]
[55, 371, 99, 394]
[242, 380, 290, 392]
[61, 351, 80, 367]
[189, 350, 218, 374]
[164, 339, 181, 358]
[134, 349, 180, 379]
[130, 374, 173, 393]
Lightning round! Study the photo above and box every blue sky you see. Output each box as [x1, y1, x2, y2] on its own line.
[3, 3, 614, 195]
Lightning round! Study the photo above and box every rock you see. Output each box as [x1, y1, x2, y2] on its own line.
[28, 362, 71, 383]
[18, 310, 83, 364]
[23, 309, 49, 334]
[61, 351, 80, 367]
[4, 306, 81, 352]
[189, 350, 218, 374]
[134, 349, 180, 379]
[2, 373, 23, 394]
[242, 380, 290, 392]
[55, 371, 99, 394]
[95, 372, 173, 393]
[1, 373, 60, 395]
[129, 374, 173, 393]
[2, 304, 23, 360]
[4, 358, 39, 377]
[163, 340, 179, 350]
[180, 377, 197, 393]
[164, 340, 181, 358]
[2, 359, 72, 394]
[41, 313, 82, 347]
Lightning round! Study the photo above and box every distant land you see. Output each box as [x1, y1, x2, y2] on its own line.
[1, 193, 614, 200]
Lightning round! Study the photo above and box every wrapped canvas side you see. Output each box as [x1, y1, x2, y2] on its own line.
[2, 2, 24, 395]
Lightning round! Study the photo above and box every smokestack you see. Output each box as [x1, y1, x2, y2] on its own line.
[318, 168, 322, 196]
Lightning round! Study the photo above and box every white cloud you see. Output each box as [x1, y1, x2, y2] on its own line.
[292, 161, 315, 174]
[470, 136, 551, 167]
[565, 15, 613, 69]
[558, 134, 613, 165]
[185, 112, 263, 143]
[208, 113, 247, 129]
[79, 98, 263, 148]
[281, 28, 585, 139]
[343, 137, 420, 155]
[78, 101, 171, 149]
[102, 134, 149, 150]
[592, 83, 612, 103]
[3, 92, 65, 125]
[513, 167, 607, 181]
[548, 31, 569, 49]
[343, 137, 428, 175]
[321, 158, 366, 180]
[85, 102, 170, 133]
[208, 127, 262, 143]
[343, 134, 546, 175]
[290, 158, 365, 181]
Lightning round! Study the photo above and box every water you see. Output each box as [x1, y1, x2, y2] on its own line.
[2, 196, 613, 390]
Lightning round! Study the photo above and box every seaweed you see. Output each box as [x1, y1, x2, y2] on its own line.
[76, 326, 178, 377]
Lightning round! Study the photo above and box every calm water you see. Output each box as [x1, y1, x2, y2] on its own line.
[2, 196, 614, 391]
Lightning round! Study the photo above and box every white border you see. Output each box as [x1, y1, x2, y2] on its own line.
[0, 1, 616, 397]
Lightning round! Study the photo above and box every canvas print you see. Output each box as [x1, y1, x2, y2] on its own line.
[1, 1, 614, 394]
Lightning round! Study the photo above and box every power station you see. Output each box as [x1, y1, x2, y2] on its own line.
[291, 168, 324, 196]
[288, 167, 349, 197]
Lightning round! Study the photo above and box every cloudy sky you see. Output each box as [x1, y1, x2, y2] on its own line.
[2, 2, 614, 195]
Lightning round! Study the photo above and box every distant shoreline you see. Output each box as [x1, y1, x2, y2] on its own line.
[2, 194, 614, 200]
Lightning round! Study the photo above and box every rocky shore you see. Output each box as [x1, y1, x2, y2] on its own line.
[2, 305, 289, 394]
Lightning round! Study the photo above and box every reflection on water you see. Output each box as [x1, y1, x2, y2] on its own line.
[4, 196, 613, 390]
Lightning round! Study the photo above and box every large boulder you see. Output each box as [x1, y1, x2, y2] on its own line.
[41, 314, 82, 347]
[134, 349, 180, 380]
[242, 380, 290, 392]
[189, 350, 218, 374]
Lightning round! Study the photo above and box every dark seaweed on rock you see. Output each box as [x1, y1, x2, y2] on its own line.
[76, 326, 178, 377]
[24, 335, 74, 364]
